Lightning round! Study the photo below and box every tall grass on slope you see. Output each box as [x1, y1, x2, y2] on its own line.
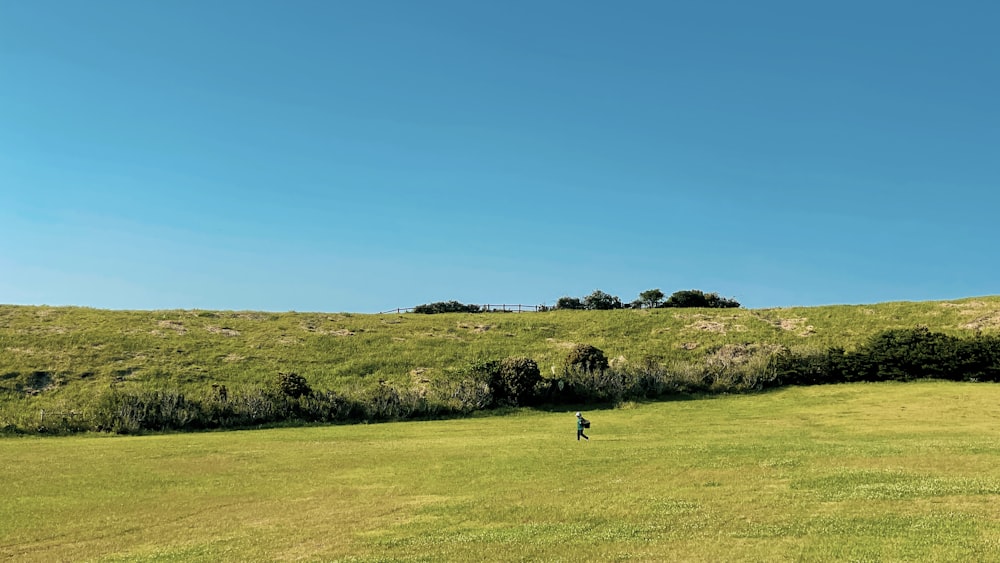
[3, 297, 1000, 429]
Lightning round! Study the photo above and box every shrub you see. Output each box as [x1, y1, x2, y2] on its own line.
[555, 297, 584, 310]
[565, 344, 609, 373]
[662, 290, 740, 308]
[430, 376, 494, 413]
[90, 388, 204, 434]
[413, 301, 482, 314]
[274, 372, 311, 398]
[497, 357, 542, 406]
[464, 357, 541, 407]
[584, 290, 623, 310]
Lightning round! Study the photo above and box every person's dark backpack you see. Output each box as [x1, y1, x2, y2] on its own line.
[582, 418, 591, 429]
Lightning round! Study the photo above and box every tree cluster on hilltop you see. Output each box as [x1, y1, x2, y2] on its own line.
[411, 289, 740, 314]
[556, 289, 740, 310]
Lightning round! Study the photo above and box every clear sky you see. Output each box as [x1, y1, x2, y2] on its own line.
[1, 1, 997, 313]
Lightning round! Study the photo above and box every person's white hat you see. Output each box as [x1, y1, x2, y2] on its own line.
[575, 412, 581, 417]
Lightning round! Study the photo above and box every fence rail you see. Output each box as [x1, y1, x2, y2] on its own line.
[378, 304, 546, 314]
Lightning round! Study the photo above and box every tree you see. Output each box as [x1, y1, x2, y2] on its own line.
[413, 301, 481, 314]
[637, 288, 665, 309]
[704, 292, 741, 309]
[584, 290, 623, 310]
[663, 290, 740, 309]
[556, 296, 584, 310]
[274, 372, 311, 398]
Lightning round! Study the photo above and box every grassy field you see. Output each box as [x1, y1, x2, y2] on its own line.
[3, 296, 1000, 409]
[4, 380, 1000, 561]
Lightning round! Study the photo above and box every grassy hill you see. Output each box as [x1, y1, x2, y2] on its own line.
[3, 296, 1000, 427]
[5, 381, 1000, 561]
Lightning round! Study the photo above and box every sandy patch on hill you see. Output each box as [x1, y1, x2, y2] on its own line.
[157, 320, 187, 334]
[686, 319, 745, 334]
[299, 322, 358, 336]
[939, 301, 1000, 330]
[961, 314, 1000, 331]
[775, 317, 816, 337]
[546, 338, 578, 349]
[706, 343, 785, 369]
[206, 326, 240, 337]
[234, 312, 272, 321]
[942, 300, 988, 310]
[778, 318, 805, 330]
[680, 342, 700, 350]
[457, 322, 492, 333]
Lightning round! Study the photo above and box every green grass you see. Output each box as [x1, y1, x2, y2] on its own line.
[4, 381, 1000, 561]
[3, 296, 1000, 410]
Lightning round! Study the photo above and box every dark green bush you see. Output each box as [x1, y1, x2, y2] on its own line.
[464, 357, 541, 407]
[584, 290, 623, 310]
[555, 297, 584, 310]
[662, 290, 740, 308]
[274, 372, 312, 398]
[565, 344, 609, 373]
[413, 301, 482, 314]
[497, 357, 542, 406]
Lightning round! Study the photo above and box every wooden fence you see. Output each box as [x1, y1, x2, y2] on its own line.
[378, 304, 546, 314]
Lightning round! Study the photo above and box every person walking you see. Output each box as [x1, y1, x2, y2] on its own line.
[576, 412, 589, 441]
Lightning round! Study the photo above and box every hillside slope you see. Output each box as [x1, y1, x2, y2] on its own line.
[3, 296, 1000, 406]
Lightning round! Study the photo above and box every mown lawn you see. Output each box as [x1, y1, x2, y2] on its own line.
[4, 381, 1000, 561]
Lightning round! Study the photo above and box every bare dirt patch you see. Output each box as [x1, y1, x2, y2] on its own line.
[961, 313, 1000, 331]
[458, 322, 492, 333]
[157, 320, 187, 334]
[235, 312, 272, 321]
[680, 342, 700, 350]
[206, 326, 240, 337]
[942, 300, 988, 310]
[546, 338, 578, 349]
[223, 353, 246, 363]
[331, 329, 355, 337]
[773, 317, 816, 337]
[778, 318, 806, 330]
[687, 320, 745, 334]
[689, 321, 726, 333]
[706, 343, 785, 369]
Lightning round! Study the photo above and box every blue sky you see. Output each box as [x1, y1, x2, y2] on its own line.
[1, 1, 997, 312]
